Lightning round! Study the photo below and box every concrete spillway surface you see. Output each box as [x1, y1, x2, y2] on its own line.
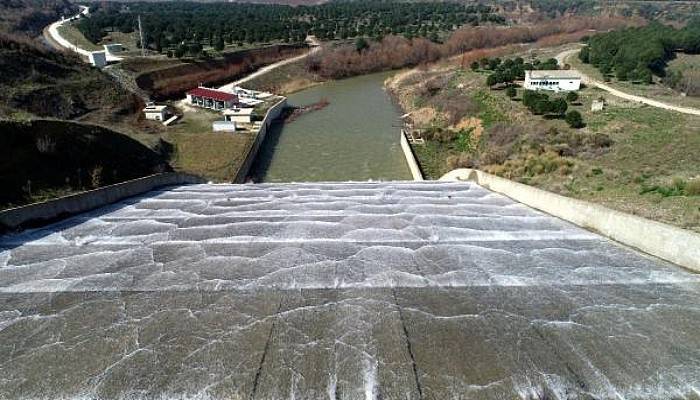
[1, 181, 699, 399]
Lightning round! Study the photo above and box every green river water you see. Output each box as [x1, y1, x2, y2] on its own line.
[250, 71, 412, 182]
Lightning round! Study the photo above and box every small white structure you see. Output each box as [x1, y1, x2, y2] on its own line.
[88, 51, 107, 67]
[103, 43, 123, 54]
[525, 70, 581, 92]
[591, 99, 605, 112]
[223, 108, 254, 124]
[213, 121, 237, 132]
[143, 104, 169, 121]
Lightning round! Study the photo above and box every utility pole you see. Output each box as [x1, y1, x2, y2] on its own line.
[138, 15, 145, 57]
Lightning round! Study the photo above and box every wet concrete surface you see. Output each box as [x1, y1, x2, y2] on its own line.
[1, 182, 699, 399]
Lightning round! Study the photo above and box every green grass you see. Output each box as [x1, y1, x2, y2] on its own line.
[58, 23, 101, 51]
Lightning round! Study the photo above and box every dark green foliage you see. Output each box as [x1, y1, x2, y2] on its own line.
[565, 110, 584, 128]
[355, 37, 369, 53]
[214, 36, 224, 52]
[470, 61, 479, 71]
[505, 86, 517, 98]
[78, 1, 504, 50]
[582, 21, 700, 82]
[566, 91, 579, 103]
[485, 56, 557, 87]
[522, 90, 569, 116]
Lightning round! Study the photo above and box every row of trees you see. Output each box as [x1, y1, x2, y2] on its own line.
[309, 16, 637, 79]
[476, 56, 559, 86]
[77, 1, 504, 52]
[579, 20, 700, 83]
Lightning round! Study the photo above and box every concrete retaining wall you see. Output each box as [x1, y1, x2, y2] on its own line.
[0, 173, 203, 233]
[441, 168, 700, 273]
[234, 98, 287, 183]
[400, 130, 424, 181]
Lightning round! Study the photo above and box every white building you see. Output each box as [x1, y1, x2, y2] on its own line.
[88, 51, 107, 68]
[143, 104, 169, 121]
[212, 121, 237, 132]
[223, 108, 254, 124]
[524, 70, 581, 92]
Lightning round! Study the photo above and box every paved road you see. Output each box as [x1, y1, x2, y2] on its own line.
[1, 181, 699, 399]
[46, 5, 122, 63]
[557, 48, 700, 116]
[218, 39, 321, 92]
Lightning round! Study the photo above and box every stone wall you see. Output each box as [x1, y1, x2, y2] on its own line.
[440, 168, 700, 273]
[0, 173, 203, 233]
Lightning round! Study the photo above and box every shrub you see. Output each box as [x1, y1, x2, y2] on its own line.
[505, 86, 517, 98]
[565, 110, 585, 128]
[566, 91, 579, 103]
[686, 179, 700, 196]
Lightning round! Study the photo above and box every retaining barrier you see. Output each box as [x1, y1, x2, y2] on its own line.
[0, 173, 204, 233]
[400, 130, 424, 181]
[441, 168, 700, 273]
[233, 97, 287, 183]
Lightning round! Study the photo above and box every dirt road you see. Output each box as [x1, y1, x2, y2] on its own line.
[557, 48, 700, 116]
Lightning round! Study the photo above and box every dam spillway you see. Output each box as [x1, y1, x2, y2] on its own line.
[1, 181, 700, 399]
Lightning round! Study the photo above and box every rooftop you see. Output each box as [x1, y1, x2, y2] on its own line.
[143, 105, 168, 112]
[527, 69, 582, 79]
[186, 87, 238, 102]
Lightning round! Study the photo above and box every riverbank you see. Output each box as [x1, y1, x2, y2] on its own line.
[385, 43, 700, 233]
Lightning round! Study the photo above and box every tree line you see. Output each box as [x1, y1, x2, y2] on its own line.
[309, 16, 636, 79]
[472, 56, 559, 87]
[579, 19, 700, 83]
[77, 0, 504, 53]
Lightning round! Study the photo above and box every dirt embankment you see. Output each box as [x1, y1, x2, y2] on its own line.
[135, 45, 306, 100]
[0, 119, 169, 209]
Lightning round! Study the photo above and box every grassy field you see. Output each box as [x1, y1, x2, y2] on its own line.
[57, 23, 101, 51]
[389, 59, 700, 232]
[162, 107, 259, 182]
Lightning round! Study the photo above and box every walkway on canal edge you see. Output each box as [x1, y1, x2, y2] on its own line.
[1, 181, 699, 399]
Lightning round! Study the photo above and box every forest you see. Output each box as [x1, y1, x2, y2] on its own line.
[77, 0, 504, 53]
[579, 20, 700, 83]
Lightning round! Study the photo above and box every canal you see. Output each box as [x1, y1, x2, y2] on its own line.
[250, 71, 412, 182]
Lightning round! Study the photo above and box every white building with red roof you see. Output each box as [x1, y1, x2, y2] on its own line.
[186, 86, 239, 110]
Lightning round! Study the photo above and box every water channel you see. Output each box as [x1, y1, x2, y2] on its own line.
[250, 71, 412, 182]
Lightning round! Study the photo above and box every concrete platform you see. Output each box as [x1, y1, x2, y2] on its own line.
[1, 182, 699, 399]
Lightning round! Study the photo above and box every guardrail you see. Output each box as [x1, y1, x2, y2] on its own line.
[0, 173, 204, 233]
[441, 168, 700, 273]
[400, 129, 424, 181]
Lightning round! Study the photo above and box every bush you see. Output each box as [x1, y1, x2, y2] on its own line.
[505, 86, 517, 98]
[566, 91, 579, 103]
[565, 110, 585, 128]
[687, 179, 700, 196]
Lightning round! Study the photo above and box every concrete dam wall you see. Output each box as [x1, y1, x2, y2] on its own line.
[1, 180, 699, 399]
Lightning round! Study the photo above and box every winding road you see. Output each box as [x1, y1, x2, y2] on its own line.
[557, 48, 700, 116]
[46, 6, 122, 63]
[218, 37, 321, 92]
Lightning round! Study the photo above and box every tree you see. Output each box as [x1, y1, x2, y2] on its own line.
[214, 36, 225, 51]
[565, 91, 579, 103]
[551, 98, 568, 115]
[470, 61, 479, 71]
[565, 110, 585, 128]
[355, 37, 369, 52]
[505, 86, 517, 99]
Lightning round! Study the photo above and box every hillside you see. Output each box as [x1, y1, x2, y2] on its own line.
[0, 33, 142, 124]
[0, 119, 169, 209]
[0, 0, 75, 36]
[387, 44, 700, 232]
